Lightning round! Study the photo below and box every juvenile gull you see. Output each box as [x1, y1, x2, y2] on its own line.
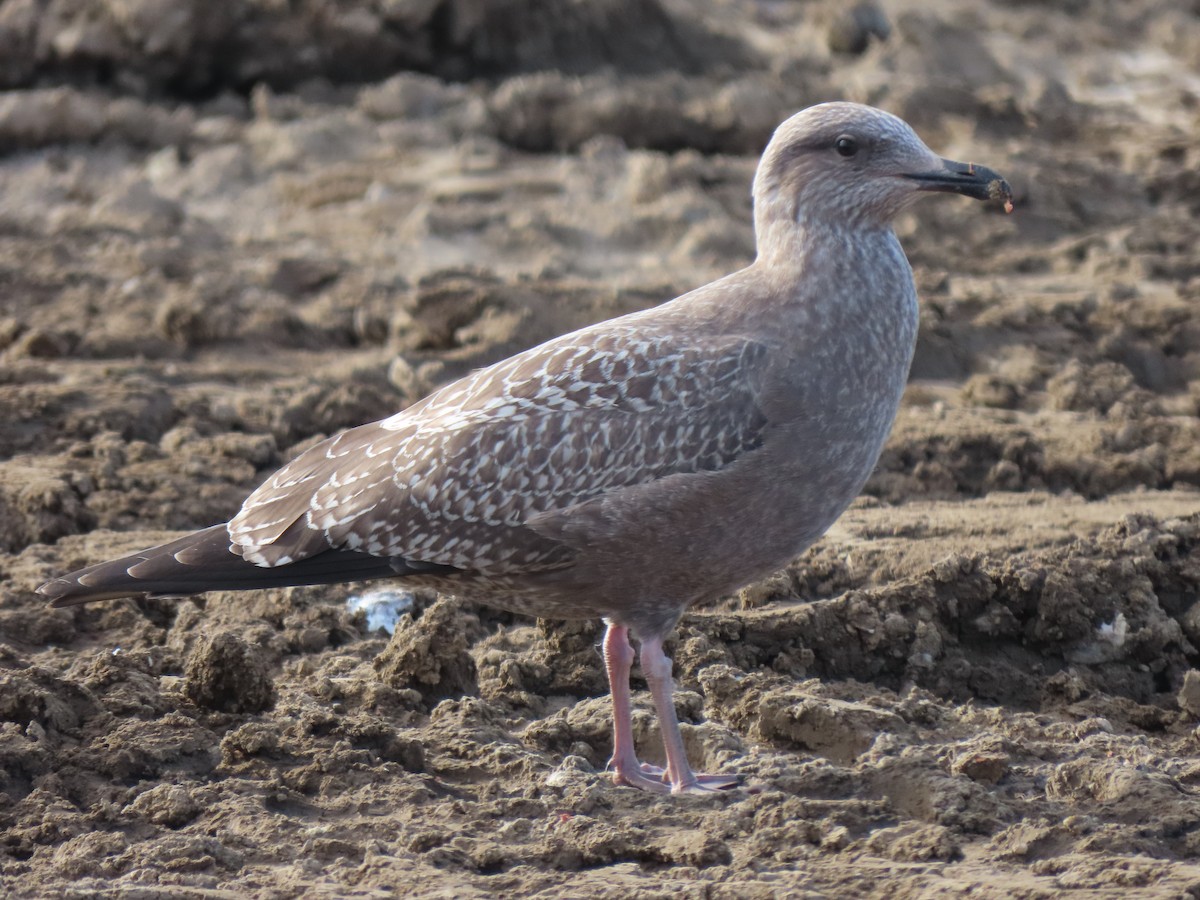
[39, 103, 1012, 794]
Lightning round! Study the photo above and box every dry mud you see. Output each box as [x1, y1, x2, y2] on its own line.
[3, 0, 1200, 896]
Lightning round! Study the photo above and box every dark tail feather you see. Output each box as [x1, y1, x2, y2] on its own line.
[37, 524, 426, 607]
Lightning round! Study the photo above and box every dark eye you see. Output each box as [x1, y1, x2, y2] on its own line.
[834, 135, 858, 157]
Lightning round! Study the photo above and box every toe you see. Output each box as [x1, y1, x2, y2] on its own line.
[611, 765, 671, 793]
[672, 772, 742, 794]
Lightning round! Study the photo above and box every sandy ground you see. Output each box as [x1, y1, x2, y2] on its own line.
[2, 0, 1200, 896]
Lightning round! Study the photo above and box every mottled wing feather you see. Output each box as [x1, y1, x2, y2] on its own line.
[231, 424, 394, 565]
[230, 324, 770, 574]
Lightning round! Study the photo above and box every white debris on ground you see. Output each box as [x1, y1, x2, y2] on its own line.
[346, 589, 416, 634]
[1096, 612, 1128, 646]
[1065, 612, 1130, 664]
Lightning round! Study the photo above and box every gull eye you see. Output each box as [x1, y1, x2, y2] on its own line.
[834, 135, 859, 157]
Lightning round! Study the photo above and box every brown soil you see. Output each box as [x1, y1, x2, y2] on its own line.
[3, 0, 1200, 896]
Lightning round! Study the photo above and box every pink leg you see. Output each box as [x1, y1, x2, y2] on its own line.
[639, 635, 739, 794]
[602, 621, 670, 792]
[602, 621, 739, 794]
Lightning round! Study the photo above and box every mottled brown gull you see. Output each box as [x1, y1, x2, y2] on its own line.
[39, 102, 1012, 794]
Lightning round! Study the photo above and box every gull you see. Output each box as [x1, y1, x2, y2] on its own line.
[40, 102, 1012, 794]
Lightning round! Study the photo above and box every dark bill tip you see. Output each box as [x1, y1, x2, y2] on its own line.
[905, 158, 1014, 212]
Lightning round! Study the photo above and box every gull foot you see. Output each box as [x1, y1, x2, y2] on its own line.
[611, 761, 741, 794]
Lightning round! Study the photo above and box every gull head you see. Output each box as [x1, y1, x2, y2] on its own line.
[752, 102, 1013, 240]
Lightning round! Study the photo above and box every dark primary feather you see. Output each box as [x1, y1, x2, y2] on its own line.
[38, 524, 460, 607]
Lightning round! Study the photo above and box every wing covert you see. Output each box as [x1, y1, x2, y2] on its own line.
[230, 324, 772, 573]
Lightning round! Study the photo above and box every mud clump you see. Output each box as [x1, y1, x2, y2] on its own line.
[123, 783, 202, 829]
[374, 596, 479, 704]
[1177, 669, 1200, 718]
[183, 632, 277, 713]
[1046, 360, 1143, 415]
[0, 464, 93, 552]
